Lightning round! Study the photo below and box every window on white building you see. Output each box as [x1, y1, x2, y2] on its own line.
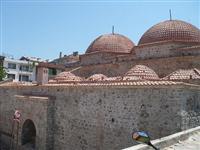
[19, 75, 29, 81]
[7, 74, 15, 80]
[20, 65, 30, 72]
[8, 63, 16, 69]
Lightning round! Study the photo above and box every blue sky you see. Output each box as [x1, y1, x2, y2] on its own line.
[0, 0, 199, 60]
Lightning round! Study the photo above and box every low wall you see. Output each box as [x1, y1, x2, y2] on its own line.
[123, 126, 200, 150]
[0, 82, 200, 150]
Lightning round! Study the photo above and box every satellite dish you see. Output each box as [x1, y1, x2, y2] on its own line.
[132, 131, 159, 150]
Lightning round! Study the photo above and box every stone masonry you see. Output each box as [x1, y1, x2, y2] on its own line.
[0, 82, 200, 150]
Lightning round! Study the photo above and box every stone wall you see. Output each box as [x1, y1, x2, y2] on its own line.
[134, 42, 199, 59]
[63, 42, 200, 79]
[135, 42, 176, 59]
[75, 42, 199, 67]
[72, 55, 200, 78]
[0, 83, 200, 150]
[80, 52, 128, 66]
[0, 89, 50, 149]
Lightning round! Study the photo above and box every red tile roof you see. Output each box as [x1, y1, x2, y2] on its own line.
[87, 74, 107, 81]
[124, 65, 159, 80]
[139, 20, 200, 45]
[47, 81, 181, 86]
[105, 76, 122, 81]
[50, 71, 82, 82]
[86, 33, 135, 54]
[163, 68, 200, 80]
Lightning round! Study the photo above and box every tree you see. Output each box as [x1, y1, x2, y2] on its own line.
[0, 66, 7, 81]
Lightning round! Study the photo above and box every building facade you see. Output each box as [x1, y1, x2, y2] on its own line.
[0, 19, 200, 150]
[3, 57, 37, 82]
[53, 20, 200, 79]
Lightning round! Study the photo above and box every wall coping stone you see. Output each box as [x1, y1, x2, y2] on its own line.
[123, 126, 200, 150]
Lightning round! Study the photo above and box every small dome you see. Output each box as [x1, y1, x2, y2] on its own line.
[138, 20, 200, 45]
[87, 74, 107, 81]
[86, 33, 135, 54]
[124, 65, 159, 80]
[54, 71, 82, 81]
[163, 68, 200, 80]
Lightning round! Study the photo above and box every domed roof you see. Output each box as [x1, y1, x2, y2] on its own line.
[138, 20, 200, 45]
[163, 68, 200, 80]
[86, 33, 135, 54]
[54, 71, 82, 81]
[124, 65, 159, 80]
[87, 74, 107, 81]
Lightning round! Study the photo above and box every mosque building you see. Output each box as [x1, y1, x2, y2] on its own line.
[0, 18, 200, 150]
[51, 19, 200, 84]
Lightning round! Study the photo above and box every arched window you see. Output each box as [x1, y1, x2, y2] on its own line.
[21, 119, 36, 148]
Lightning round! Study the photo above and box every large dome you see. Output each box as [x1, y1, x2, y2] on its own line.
[86, 33, 135, 53]
[138, 20, 200, 45]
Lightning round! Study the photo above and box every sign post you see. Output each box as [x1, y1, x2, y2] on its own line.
[10, 110, 21, 150]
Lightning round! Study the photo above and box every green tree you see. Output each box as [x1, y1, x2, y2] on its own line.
[0, 66, 7, 81]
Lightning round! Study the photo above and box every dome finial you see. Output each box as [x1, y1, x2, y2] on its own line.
[169, 9, 172, 20]
[112, 25, 115, 34]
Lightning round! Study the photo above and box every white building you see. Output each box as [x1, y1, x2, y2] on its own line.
[3, 57, 37, 82]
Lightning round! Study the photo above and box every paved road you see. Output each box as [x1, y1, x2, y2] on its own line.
[163, 131, 200, 150]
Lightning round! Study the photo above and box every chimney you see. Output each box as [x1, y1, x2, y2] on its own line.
[59, 52, 62, 58]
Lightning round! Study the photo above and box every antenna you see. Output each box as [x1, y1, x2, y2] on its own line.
[112, 25, 114, 34]
[169, 9, 172, 20]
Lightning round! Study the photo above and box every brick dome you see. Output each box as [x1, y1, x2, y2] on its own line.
[124, 65, 159, 80]
[54, 71, 82, 81]
[87, 74, 107, 81]
[86, 33, 135, 54]
[163, 68, 200, 80]
[138, 20, 200, 45]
